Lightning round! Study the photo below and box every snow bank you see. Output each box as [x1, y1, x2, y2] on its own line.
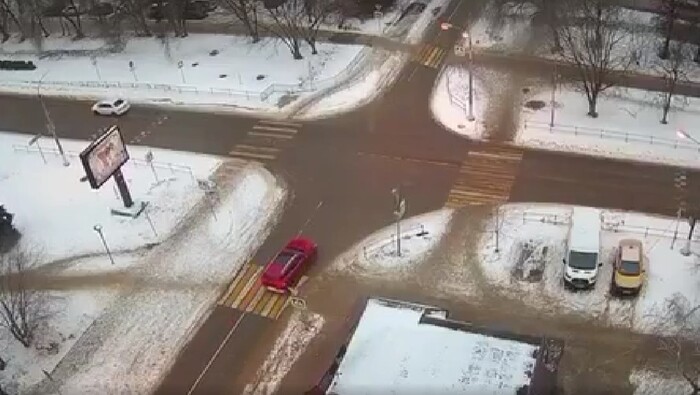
[332, 209, 453, 276]
[243, 310, 324, 395]
[0, 131, 221, 262]
[516, 86, 700, 169]
[431, 66, 488, 139]
[630, 369, 693, 395]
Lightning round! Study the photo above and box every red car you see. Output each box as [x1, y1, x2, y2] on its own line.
[261, 237, 317, 293]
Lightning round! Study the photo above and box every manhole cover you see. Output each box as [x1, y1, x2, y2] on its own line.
[219, 74, 227, 79]
[524, 100, 546, 110]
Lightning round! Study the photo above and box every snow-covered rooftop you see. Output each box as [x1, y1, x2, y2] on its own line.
[326, 298, 541, 395]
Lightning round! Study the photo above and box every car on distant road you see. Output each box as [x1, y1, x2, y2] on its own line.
[261, 237, 317, 293]
[92, 98, 131, 116]
[611, 239, 645, 296]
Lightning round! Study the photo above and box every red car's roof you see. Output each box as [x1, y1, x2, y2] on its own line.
[264, 250, 301, 280]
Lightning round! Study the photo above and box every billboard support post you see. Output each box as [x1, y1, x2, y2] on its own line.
[113, 168, 133, 208]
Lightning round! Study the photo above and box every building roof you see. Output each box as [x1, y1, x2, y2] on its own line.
[326, 298, 540, 395]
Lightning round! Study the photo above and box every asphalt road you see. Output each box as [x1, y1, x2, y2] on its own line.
[4, 0, 700, 392]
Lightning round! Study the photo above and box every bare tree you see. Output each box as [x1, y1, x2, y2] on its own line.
[492, 0, 570, 52]
[114, 0, 152, 36]
[0, 0, 24, 41]
[556, 0, 634, 118]
[0, 248, 42, 348]
[61, 0, 85, 38]
[219, 0, 260, 42]
[654, 41, 692, 124]
[659, 0, 681, 59]
[654, 294, 700, 394]
[300, 0, 335, 54]
[264, 0, 305, 59]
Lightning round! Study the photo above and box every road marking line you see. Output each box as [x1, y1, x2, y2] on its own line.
[468, 151, 523, 161]
[270, 295, 289, 319]
[254, 292, 273, 315]
[237, 279, 263, 311]
[449, 189, 507, 200]
[186, 313, 245, 395]
[228, 150, 276, 161]
[248, 131, 295, 140]
[258, 120, 302, 128]
[222, 264, 260, 307]
[245, 285, 267, 312]
[234, 144, 280, 153]
[218, 264, 254, 305]
[252, 125, 298, 134]
[231, 267, 262, 308]
[424, 47, 440, 66]
[260, 293, 281, 317]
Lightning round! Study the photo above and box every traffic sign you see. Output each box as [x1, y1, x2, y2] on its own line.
[454, 46, 466, 56]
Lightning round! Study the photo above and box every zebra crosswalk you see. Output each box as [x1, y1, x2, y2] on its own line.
[228, 120, 301, 163]
[445, 145, 524, 208]
[218, 263, 289, 320]
[413, 44, 448, 69]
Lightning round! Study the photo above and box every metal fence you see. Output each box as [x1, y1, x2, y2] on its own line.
[520, 208, 700, 241]
[12, 143, 195, 180]
[362, 223, 427, 259]
[523, 120, 700, 152]
[0, 48, 371, 103]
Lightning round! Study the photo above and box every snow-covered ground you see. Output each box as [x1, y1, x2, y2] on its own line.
[630, 369, 693, 395]
[477, 203, 700, 334]
[243, 310, 324, 395]
[332, 209, 453, 277]
[0, 131, 221, 262]
[327, 298, 538, 394]
[517, 86, 700, 169]
[431, 66, 488, 138]
[0, 34, 362, 113]
[0, 253, 142, 394]
[0, 130, 286, 393]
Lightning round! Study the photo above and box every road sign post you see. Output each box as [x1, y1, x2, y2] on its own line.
[392, 187, 406, 257]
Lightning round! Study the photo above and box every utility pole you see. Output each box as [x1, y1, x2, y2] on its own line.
[38, 72, 69, 166]
[550, 63, 558, 128]
[466, 30, 474, 121]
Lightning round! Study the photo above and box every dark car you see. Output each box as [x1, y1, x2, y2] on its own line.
[261, 237, 317, 293]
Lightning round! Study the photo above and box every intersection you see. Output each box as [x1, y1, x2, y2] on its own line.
[2, 0, 700, 393]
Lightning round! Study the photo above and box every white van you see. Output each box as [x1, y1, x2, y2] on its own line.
[563, 207, 602, 289]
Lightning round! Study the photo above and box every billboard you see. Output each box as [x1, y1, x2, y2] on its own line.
[80, 125, 129, 189]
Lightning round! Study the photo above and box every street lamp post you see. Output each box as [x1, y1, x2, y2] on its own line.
[93, 224, 115, 265]
[675, 129, 699, 256]
[550, 64, 558, 128]
[463, 31, 474, 121]
[38, 71, 69, 167]
[441, 22, 474, 121]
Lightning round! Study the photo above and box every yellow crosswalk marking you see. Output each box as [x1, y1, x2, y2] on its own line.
[446, 146, 524, 208]
[258, 119, 302, 128]
[248, 131, 295, 140]
[252, 125, 298, 134]
[270, 295, 289, 319]
[228, 146, 277, 161]
[217, 263, 292, 319]
[219, 264, 256, 305]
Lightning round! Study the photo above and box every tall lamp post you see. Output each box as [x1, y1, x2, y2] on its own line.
[675, 129, 698, 256]
[38, 71, 69, 167]
[441, 22, 474, 121]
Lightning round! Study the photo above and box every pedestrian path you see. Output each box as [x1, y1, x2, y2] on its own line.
[227, 119, 301, 164]
[217, 263, 289, 320]
[413, 44, 448, 69]
[445, 145, 523, 208]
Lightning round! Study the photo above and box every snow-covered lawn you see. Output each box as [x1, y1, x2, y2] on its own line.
[0, 253, 143, 394]
[478, 203, 700, 334]
[0, 131, 287, 393]
[517, 86, 700, 169]
[0, 131, 220, 262]
[0, 34, 362, 113]
[332, 209, 453, 277]
[431, 66, 488, 138]
[630, 369, 693, 395]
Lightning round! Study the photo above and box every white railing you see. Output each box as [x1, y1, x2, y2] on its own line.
[362, 223, 427, 259]
[523, 120, 700, 152]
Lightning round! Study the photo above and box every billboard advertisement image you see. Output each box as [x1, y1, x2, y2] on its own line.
[80, 125, 129, 189]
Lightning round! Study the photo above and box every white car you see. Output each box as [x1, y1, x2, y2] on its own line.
[92, 98, 130, 116]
